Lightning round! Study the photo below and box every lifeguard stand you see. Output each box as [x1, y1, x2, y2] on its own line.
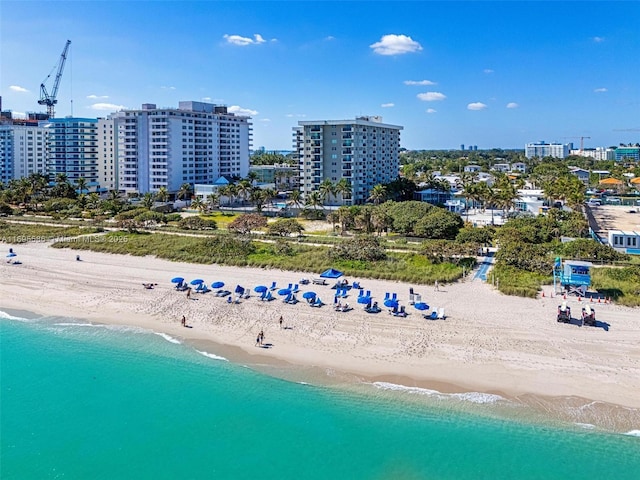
[553, 258, 592, 296]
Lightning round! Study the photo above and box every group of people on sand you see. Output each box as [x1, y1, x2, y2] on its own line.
[256, 330, 265, 346]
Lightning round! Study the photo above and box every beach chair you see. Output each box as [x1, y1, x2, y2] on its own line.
[399, 306, 407, 317]
[358, 289, 364, 298]
[292, 284, 299, 293]
[287, 283, 293, 290]
[312, 278, 327, 285]
[392, 293, 397, 301]
[389, 305, 399, 315]
[365, 290, 371, 298]
[384, 292, 390, 301]
[424, 310, 438, 320]
[311, 297, 323, 307]
[262, 290, 274, 301]
[409, 293, 415, 305]
[269, 281, 277, 291]
[437, 308, 446, 320]
[352, 281, 361, 290]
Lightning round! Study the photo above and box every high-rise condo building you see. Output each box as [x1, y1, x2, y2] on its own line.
[45, 118, 99, 189]
[525, 141, 570, 159]
[107, 101, 252, 195]
[0, 122, 47, 183]
[294, 116, 402, 205]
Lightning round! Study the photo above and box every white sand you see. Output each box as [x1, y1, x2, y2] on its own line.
[2, 241, 640, 412]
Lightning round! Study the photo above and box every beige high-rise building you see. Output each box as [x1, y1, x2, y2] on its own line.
[294, 116, 402, 205]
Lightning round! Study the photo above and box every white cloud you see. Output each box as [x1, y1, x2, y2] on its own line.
[228, 105, 258, 116]
[417, 92, 446, 102]
[9, 85, 29, 93]
[370, 34, 422, 56]
[404, 80, 436, 86]
[285, 113, 306, 118]
[324, 36, 335, 41]
[381, 103, 395, 108]
[594, 87, 608, 93]
[259, 118, 271, 122]
[160, 86, 176, 90]
[593, 36, 605, 43]
[201, 97, 212, 102]
[223, 33, 267, 46]
[506, 102, 519, 109]
[426, 108, 437, 114]
[89, 103, 126, 111]
[87, 94, 109, 99]
[483, 69, 494, 74]
[467, 102, 487, 111]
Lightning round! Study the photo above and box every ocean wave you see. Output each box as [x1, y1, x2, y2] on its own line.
[0, 310, 32, 322]
[54, 322, 98, 327]
[196, 350, 228, 361]
[153, 332, 181, 344]
[575, 422, 596, 430]
[371, 381, 505, 404]
[623, 430, 640, 437]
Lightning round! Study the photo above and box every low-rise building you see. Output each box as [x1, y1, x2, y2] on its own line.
[608, 230, 640, 254]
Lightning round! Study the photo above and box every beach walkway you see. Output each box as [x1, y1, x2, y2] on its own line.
[473, 250, 495, 282]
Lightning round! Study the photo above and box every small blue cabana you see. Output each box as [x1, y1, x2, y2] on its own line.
[320, 268, 343, 279]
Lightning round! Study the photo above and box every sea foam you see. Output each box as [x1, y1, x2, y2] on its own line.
[624, 430, 640, 437]
[0, 310, 32, 322]
[196, 350, 228, 361]
[153, 332, 181, 344]
[372, 381, 505, 404]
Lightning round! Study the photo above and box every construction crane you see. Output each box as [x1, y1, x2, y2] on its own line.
[563, 136, 591, 152]
[38, 40, 71, 118]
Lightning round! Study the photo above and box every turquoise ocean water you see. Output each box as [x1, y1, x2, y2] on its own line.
[1, 310, 639, 480]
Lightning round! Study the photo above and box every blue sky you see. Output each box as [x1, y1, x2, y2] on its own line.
[1, 1, 638, 150]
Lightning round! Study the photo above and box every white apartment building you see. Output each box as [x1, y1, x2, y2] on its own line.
[97, 118, 117, 192]
[525, 141, 570, 159]
[570, 147, 615, 160]
[111, 101, 251, 195]
[0, 123, 47, 183]
[294, 116, 403, 204]
[45, 118, 99, 189]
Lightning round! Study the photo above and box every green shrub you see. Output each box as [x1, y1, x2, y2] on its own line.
[330, 235, 386, 262]
[177, 216, 217, 230]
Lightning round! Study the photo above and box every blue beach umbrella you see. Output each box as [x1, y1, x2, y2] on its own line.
[190, 279, 204, 285]
[254, 285, 268, 293]
[302, 291, 316, 300]
[171, 277, 184, 283]
[383, 299, 398, 308]
[277, 288, 291, 296]
[414, 302, 430, 311]
[211, 281, 224, 289]
[357, 296, 371, 305]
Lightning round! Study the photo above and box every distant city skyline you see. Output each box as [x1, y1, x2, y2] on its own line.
[1, 1, 639, 150]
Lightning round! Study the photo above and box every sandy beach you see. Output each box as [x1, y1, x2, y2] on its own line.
[2, 241, 640, 427]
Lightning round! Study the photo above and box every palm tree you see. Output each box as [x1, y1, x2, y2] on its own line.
[87, 192, 101, 210]
[318, 179, 335, 206]
[155, 186, 169, 203]
[191, 197, 205, 213]
[305, 191, 324, 211]
[246, 171, 259, 185]
[335, 178, 352, 205]
[288, 190, 304, 210]
[368, 184, 387, 205]
[141, 192, 155, 209]
[178, 183, 193, 203]
[236, 180, 253, 206]
[206, 192, 219, 211]
[75, 177, 88, 194]
[108, 190, 120, 201]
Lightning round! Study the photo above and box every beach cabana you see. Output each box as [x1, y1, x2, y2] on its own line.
[320, 268, 343, 279]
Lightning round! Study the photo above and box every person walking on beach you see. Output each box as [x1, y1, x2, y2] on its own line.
[181, 315, 186, 327]
[256, 334, 261, 347]
[434, 280, 439, 292]
[259, 330, 264, 346]
[279, 316, 283, 329]
[186, 287, 192, 300]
